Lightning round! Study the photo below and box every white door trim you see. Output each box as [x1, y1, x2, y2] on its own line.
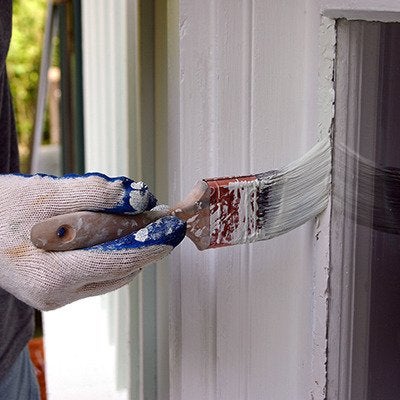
[321, 0, 400, 22]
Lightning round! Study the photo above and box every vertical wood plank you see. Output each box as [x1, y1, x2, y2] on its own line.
[246, 3, 320, 398]
[177, 3, 218, 398]
[212, 2, 252, 399]
[166, 0, 183, 397]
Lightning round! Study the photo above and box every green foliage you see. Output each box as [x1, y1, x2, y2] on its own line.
[7, 0, 47, 154]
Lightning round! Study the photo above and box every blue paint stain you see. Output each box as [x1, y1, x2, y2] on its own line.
[104, 178, 157, 214]
[85, 216, 186, 252]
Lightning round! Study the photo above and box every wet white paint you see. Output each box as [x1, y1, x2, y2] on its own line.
[135, 228, 149, 242]
[77, 217, 84, 230]
[130, 181, 146, 191]
[129, 181, 150, 210]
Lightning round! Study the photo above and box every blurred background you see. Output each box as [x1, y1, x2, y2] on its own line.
[9, 0, 47, 172]
[9, 0, 84, 176]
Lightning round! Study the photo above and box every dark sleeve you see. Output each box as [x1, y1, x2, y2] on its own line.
[0, 71, 20, 173]
[0, 0, 19, 173]
[0, 1, 34, 382]
[0, 0, 12, 68]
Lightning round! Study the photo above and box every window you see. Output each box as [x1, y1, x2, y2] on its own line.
[329, 19, 400, 400]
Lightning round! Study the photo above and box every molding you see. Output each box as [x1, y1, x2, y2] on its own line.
[327, 20, 380, 400]
[321, 0, 400, 22]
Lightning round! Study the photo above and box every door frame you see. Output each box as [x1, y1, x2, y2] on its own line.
[322, 1, 400, 398]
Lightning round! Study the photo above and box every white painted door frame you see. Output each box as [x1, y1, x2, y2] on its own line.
[329, 20, 381, 399]
[322, 2, 400, 399]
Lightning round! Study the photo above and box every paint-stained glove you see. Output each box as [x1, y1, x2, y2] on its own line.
[0, 173, 186, 310]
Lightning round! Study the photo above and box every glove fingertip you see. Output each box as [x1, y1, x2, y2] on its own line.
[106, 178, 158, 214]
[75, 173, 158, 214]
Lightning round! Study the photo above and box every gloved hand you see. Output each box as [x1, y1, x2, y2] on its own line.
[0, 173, 186, 310]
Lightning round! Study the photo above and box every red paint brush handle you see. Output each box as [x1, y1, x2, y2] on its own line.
[206, 175, 258, 248]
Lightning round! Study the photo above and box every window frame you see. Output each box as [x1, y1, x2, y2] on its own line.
[323, 3, 400, 398]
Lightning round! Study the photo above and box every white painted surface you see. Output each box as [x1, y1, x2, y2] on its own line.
[167, 2, 333, 399]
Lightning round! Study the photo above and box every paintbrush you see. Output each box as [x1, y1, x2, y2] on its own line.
[30, 137, 331, 251]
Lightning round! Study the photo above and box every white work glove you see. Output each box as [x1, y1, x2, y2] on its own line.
[0, 173, 186, 310]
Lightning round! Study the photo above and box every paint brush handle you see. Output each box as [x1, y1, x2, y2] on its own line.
[30, 209, 171, 251]
[30, 180, 211, 251]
